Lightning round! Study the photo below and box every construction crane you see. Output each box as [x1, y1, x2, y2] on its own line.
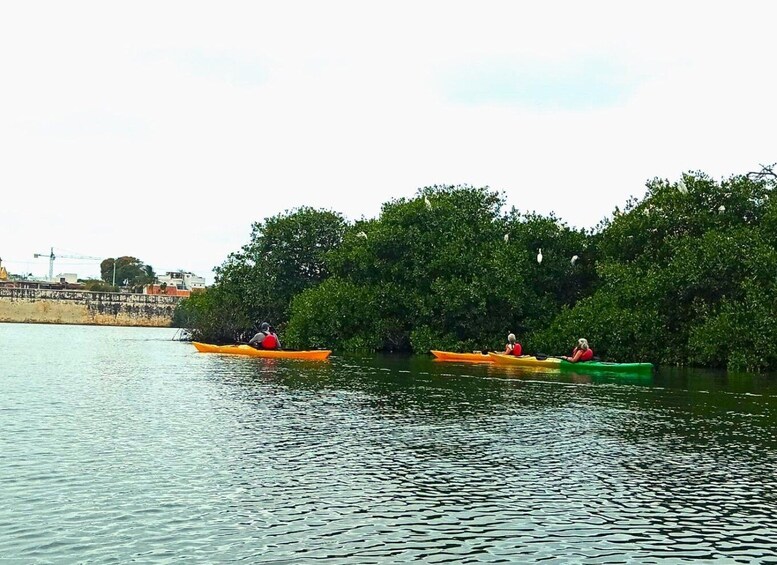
[33, 247, 102, 282]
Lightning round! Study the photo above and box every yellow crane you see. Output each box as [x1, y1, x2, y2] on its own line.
[33, 247, 102, 282]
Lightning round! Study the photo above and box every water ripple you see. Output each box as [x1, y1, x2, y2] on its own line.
[1, 325, 776, 562]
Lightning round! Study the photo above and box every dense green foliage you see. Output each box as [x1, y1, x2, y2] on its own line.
[530, 171, 777, 371]
[175, 206, 346, 344]
[175, 170, 777, 371]
[285, 186, 591, 353]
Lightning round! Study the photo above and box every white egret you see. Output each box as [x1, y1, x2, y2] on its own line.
[503, 233, 509, 243]
[424, 196, 432, 209]
[356, 231, 368, 239]
[537, 249, 543, 264]
[678, 178, 688, 194]
[718, 205, 726, 213]
[571, 255, 579, 265]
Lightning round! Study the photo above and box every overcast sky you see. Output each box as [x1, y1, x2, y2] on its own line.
[2, 1, 775, 283]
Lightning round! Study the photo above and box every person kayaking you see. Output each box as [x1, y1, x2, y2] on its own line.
[248, 322, 281, 350]
[265, 325, 281, 349]
[504, 333, 522, 356]
[562, 338, 593, 362]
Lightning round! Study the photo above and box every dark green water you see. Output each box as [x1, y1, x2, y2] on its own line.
[2, 323, 776, 563]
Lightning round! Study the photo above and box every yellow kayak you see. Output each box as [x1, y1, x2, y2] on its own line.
[488, 353, 562, 368]
[193, 342, 332, 360]
[431, 350, 494, 363]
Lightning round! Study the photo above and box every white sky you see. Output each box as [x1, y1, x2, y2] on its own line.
[2, 1, 775, 284]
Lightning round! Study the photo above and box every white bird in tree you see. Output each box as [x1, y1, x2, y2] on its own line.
[424, 196, 432, 209]
[571, 255, 579, 265]
[537, 249, 543, 264]
[718, 205, 726, 213]
[678, 178, 688, 194]
[504, 233, 509, 243]
[356, 231, 368, 239]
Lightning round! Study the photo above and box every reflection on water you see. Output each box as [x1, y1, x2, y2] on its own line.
[1, 323, 776, 563]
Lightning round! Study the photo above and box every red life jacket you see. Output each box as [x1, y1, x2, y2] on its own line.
[573, 347, 593, 361]
[507, 343, 522, 356]
[262, 334, 279, 349]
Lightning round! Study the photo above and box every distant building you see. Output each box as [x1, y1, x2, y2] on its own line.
[144, 270, 207, 297]
[144, 284, 192, 297]
[157, 271, 206, 291]
[55, 273, 79, 284]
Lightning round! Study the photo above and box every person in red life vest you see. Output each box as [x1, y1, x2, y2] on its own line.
[504, 333, 522, 355]
[562, 338, 593, 362]
[248, 322, 281, 350]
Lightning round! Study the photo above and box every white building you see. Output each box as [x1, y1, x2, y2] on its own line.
[55, 273, 79, 284]
[157, 271, 206, 291]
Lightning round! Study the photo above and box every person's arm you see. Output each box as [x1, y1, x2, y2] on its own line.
[563, 348, 582, 362]
[248, 332, 265, 347]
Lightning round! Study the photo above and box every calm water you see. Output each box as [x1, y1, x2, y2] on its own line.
[2, 323, 776, 563]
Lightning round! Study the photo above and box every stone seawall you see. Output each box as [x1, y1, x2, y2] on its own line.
[0, 287, 182, 327]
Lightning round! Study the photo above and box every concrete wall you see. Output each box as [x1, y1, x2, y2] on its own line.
[0, 287, 182, 327]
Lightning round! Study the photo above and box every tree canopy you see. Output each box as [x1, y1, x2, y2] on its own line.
[175, 169, 777, 372]
[100, 257, 156, 290]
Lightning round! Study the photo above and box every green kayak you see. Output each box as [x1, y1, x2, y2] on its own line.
[559, 359, 653, 373]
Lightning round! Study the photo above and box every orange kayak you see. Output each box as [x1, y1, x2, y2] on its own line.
[193, 342, 332, 360]
[430, 350, 494, 363]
